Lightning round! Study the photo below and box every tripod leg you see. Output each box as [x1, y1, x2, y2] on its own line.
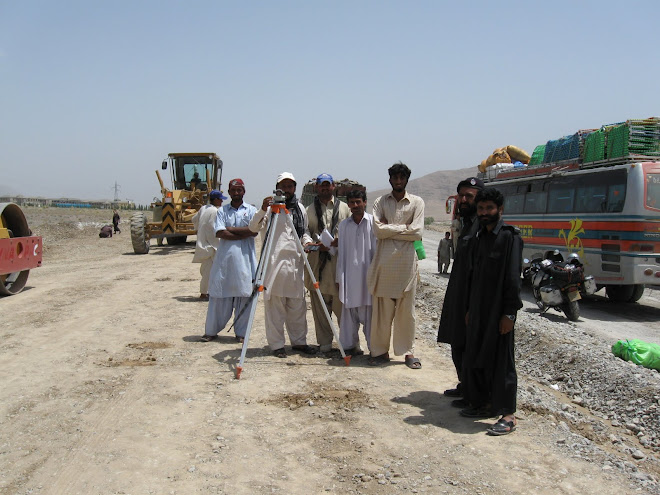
[235, 211, 281, 379]
[284, 214, 350, 366]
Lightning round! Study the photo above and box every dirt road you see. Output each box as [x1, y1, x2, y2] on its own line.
[0, 209, 657, 494]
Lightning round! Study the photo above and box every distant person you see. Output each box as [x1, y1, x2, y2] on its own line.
[336, 189, 377, 356]
[249, 172, 317, 358]
[112, 210, 121, 234]
[99, 225, 113, 238]
[367, 162, 425, 369]
[192, 190, 226, 300]
[437, 231, 453, 273]
[302, 173, 351, 355]
[461, 187, 523, 436]
[200, 180, 258, 342]
[437, 177, 484, 403]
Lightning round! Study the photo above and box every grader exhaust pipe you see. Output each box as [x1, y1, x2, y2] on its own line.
[0, 203, 43, 296]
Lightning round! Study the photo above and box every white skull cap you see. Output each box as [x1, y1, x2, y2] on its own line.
[276, 172, 296, 185]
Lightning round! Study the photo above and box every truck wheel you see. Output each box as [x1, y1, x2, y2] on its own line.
[562, 300, 580, 322]
[605, 285, 635, 303]
[628, 284, 645, 303]
[130, 213, 150, 254]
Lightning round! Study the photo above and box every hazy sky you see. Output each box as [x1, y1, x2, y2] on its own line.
[1, 1, 658, 206]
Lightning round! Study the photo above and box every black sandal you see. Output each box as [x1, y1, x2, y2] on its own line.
[272, 348, 287, 358]
[487, 417, 517, 436]
[199, 334, 217, 342]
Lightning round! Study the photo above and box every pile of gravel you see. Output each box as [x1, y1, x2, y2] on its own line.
[415, 271, 660, 492]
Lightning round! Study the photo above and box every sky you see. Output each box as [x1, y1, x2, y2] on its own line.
[1, 1, 659, 206]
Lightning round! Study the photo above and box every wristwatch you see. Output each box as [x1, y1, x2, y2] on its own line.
[504, 314, 516, 322]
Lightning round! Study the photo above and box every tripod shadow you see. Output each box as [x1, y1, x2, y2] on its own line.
[391, 390, 491, 435]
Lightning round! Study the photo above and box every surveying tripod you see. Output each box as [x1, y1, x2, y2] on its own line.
[235, 196, 350, 379]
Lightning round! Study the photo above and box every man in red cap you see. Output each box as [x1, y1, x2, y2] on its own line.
[201, 179, 259, 342]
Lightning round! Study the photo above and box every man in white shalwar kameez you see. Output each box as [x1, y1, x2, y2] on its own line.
[336, 189, 377, 356]
[192, 190, 226, 299]
[200, 179, 258, 342]
[249, 172, 318, 358]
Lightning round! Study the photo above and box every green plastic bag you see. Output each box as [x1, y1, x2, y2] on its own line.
[414, 240, 426, 260]
[611, 339, 660, 371]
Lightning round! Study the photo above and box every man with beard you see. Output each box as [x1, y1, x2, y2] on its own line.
[437, 177, 484, 404]
[336, 189, 377, 356]
[249, 172, 318, 358]
[460, 187, 522, 436]
[302, 173, 351, 354]
[367, 162, 425, 369]
[200, 181, 258, 342]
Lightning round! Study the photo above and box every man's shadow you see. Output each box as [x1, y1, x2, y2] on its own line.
[391, 390, 489, 435]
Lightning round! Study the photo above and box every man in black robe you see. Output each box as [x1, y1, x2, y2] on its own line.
[460, 188, 523, 436]
[437, 177, 484, 404]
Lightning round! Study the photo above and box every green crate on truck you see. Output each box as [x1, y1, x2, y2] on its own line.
[529, 144, 546, 165]
[583, 128, 606, 163]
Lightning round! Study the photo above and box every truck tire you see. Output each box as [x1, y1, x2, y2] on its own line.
[605, 284, 635, 303]
[562, 300, 580, 322]
[130, 213, 150, 254]
[628, 284, 645, 303]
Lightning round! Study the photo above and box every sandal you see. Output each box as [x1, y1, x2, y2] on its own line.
[405, 355, 422, 369]
[199, 334, 217, 342]
[272, 348, 287, 358]
[487, 417, 517, 436]
[368, 353, 390, 366]
[291, 345, 318, 355]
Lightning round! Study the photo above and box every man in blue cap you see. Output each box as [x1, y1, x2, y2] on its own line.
[192, 189, 227, 299]
[302, 173, 351, 354]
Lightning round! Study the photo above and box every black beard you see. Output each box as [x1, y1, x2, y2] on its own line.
[459, 203, 476, 218]
[478, 214, 499, 226]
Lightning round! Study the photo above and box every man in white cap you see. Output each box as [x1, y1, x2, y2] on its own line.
[192, 189, 226, 299]
[249, 172, 317, 358]
[302, 173, 351, 355]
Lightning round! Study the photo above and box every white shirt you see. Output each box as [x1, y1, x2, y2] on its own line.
[249, 202, 308, 299]
[192, 205, 220, 263]
[208, 202, 258, 298]
[336, 213, 377, 308]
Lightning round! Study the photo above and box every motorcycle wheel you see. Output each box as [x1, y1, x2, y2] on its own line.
[533, 287, 547, 311]
[562, 300, 580, 322]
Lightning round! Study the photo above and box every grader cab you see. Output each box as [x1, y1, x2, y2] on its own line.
[130, 153, 223, 254]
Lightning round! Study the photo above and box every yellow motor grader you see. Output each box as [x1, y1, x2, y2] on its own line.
[130, 153, 223, 254]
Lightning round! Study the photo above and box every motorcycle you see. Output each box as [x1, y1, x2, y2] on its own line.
[523, 252, 597, 322]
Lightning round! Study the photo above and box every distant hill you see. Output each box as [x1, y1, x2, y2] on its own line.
[369, 166, 478, 220]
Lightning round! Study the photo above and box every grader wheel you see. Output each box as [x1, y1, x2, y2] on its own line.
[130, 212, 150, 254]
